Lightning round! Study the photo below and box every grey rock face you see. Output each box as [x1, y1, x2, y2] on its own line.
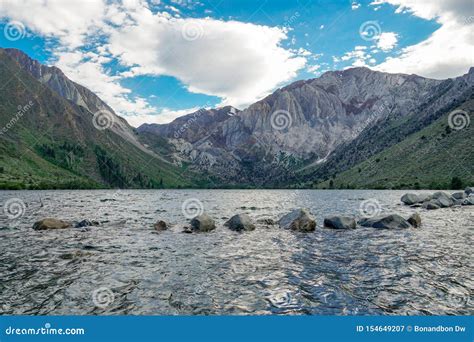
[323, 216, 356, 229]
[358, 214, 411, 229]
[465, 187, 474, 195]
[279, 209, 316, 232]
[190, 213, 216, 232]
[422, 201, 441, 210]
[462, 196, 474, 206]
[225, 214, 256, 231]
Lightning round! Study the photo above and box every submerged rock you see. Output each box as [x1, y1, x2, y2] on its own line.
[408, 213, 422, 228]
[422, 201, 441, 210]
[257, 218, 276, 225]
[33, 218, 71, 230]
[74, 219, 99, 228]
[153, 220, 168, 231]
[190, 213, 216, 232]
[278, 209, 316, 232]
[225, 214, 255, 231]
[358, 214, 411, 229]
[323, 216, 356, 229]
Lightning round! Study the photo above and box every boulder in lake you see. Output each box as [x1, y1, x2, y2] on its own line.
[358, 214, 411, 229]
[257, 218, 276, 225]
[190, 213, 216, 232]
[323, 216, 356, 229]
[278, 209, 316, 232]
[225, 214, 255, 231]
[407, 213, 422, 228]
[401, 193, 420, 205]
[465, 187, 474, 195]
[417, 193, 432, 203]
[452, 192, 467, 200]
[153, 220, 168, 231]
[431, 192, 454, 208]
[33, 218, 71, 230]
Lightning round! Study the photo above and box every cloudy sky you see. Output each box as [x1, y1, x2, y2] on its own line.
[0, 0, 472, 126]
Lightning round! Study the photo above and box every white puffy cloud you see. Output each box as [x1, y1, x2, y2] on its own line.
[125, 107, 201, 126]
[107, 11, 306, 108]
[372, 0, 473, 79]
[376, 32, 398, 51]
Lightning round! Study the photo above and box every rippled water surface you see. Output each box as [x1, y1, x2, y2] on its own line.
[0, 189, 473, 315]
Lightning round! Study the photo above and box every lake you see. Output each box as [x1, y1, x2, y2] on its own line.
[0, 189, 472, 315]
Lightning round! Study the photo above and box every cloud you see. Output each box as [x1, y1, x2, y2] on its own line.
[107, 11, 306, 108]
[125, 107, 201, 127]
[372, 0, 473, 79]
[351, 2, 361, 10]
[376, 32, 398, 51]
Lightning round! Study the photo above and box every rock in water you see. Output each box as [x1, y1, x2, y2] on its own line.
[401, 193, 420, 205]
[452, 192, 467, 200]
[422, 201, 441, 210]
[431, 192, 454, 208]
[408, 213, 422, 228]
[465, 187, 474, 195]
[33, 218, 71, 230]
[278, 209, 316, 232]
[225, 214, 255, 231]
[462, 196, 474, 206]
[154, 220, 168, 231]
[323, 216, 356, 229]
[257, 218, 275, 225]
[417, 193, 432, 203]
[74, 219, 99, 228]
[190, 213, 216, 232]
[358, 214, 411, 229]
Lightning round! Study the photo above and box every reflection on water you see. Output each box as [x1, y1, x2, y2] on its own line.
[0, 189, 472, 315]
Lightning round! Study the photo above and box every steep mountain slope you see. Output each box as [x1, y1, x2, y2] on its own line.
[0, 48, 195, 189]
[313, 99, 474, 189]
[139, 67, 446, 186]
[300, 68, 474, 187]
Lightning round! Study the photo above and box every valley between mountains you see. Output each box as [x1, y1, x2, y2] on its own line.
[0, 47, 472, 190]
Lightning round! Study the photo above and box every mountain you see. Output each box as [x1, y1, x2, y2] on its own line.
[0, 48, 196, 189]
[139, 67, 472, 187]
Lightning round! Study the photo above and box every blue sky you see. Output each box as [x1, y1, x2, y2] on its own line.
[0, 0, 472, 126]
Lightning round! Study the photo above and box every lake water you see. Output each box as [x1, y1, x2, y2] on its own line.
[0, 189, 472, 315]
